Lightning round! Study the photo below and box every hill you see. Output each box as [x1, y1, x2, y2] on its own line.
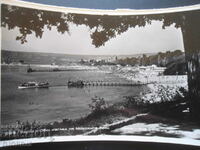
[116, 50, 186, 75]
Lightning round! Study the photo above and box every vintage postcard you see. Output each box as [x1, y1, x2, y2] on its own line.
[1, 0, 200, 149]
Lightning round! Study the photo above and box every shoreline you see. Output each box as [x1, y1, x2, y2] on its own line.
[112, 65, 188, 103]
[2, 64, 199, 141]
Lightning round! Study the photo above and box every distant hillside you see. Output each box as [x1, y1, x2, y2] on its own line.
[1, 50, 75, 65]
[1, 50, 124, 65]
[1, 50, 112, 65]
[1, 50, 187, 75]
[116, 50, 187, 75]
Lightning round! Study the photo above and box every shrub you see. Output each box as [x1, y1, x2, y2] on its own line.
[89, 96, 108, 113]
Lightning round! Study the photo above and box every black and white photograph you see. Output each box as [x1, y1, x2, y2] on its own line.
[1, 0, 200, 149]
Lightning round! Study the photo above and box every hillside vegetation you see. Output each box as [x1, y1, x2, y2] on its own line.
[116, 50, 186, 75]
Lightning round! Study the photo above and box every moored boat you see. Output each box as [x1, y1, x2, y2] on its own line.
[67, 80, 84, 88]
[18, 81, 49, 89]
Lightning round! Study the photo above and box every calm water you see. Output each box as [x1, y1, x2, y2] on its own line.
[1, 65, 146, 125]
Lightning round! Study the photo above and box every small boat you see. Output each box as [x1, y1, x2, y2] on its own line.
[18, 81, 49, 89]
[67, 80, 84, 88]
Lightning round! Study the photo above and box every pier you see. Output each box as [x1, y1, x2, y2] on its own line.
[66, 80, 145, 87]
[83, 81, 143, 86]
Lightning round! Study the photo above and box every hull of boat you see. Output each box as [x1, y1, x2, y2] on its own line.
[18, 85, 49, 89]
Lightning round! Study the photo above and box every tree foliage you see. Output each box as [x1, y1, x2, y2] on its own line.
[1, 4, 188, 47]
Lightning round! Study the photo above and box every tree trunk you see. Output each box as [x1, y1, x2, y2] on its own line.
[182, 10, 200, 123]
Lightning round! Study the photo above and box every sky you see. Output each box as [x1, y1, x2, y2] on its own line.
[2, 20, 184, 55]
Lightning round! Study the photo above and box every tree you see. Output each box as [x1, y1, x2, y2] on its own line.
[181, 11, 200, 122]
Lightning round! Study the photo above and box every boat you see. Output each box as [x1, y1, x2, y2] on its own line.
[67, 80, 84, 88]
[18, 81, 49, 89]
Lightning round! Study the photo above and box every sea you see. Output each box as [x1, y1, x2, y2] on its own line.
[1, 51, 146, 125]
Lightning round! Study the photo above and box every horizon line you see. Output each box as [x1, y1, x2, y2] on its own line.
[2, 49, 184, 56]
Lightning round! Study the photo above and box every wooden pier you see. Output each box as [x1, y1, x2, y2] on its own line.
[67, 80, 145, 87]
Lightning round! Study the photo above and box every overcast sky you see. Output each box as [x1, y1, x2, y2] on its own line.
[2, 20, 184, 55]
